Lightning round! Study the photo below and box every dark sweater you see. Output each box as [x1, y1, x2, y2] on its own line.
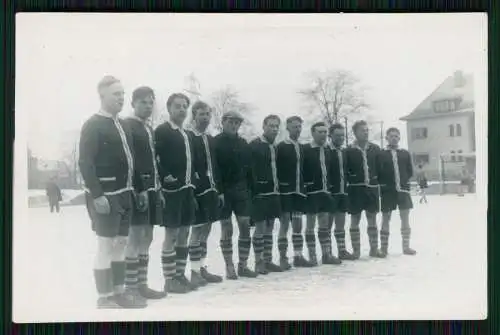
[303, 142, 332, 194]
[249, 136, 280, 196]
[377, 147, 413, 192]
[78, 113, 134, 198]
[123, 116, 160, 193]
[214, 132, 252, 193]
[276, 138, 306, 196]
[191, 129, 221, 196]
[329, 145, 347, 195]
[344, 142, 381, 187]
[154, 121, 196, 192]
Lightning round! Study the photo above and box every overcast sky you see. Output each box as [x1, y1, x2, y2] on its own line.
[16, 13, 486, 160]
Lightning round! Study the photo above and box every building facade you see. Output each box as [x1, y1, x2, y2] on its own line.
[400, 70, 475, 181]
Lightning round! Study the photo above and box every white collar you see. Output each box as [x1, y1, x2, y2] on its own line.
[353, 141, 371, 150]
[386, 145, 399, 150]
[192, 127, 207, 136]
[284, 136, 300, 144]
[168, 119, 182, 130]
[131, 115, 147, 124]
[329, 143, 342, 151]
[98, 109, 117, 120]
[310, 141, 326, 148]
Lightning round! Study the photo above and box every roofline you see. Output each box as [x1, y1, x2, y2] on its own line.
[400, 109, 474, 122]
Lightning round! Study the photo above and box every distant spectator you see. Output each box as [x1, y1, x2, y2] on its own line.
[415, 164, 428, 204]
[46, 176, 62, 213]
[458, 167, 472, 197]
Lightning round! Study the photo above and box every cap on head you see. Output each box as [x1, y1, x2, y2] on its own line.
[222, 110, 244, 122]
[97, 75, 120, 94]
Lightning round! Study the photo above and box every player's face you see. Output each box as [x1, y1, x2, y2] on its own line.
[100, 82, 125, 115]
[312, 126, 328, 145]
[386, 130, 400, 147]
[331, 128, 345, 147]
[132, 95, 155, 119]
[168, 97, 188, 125]
[222, 118, 242, 135]
[263, 118, 280, 142]
[194, 107, 212, 130]
[354, 124, 369, 142]
[287, 120, 302, 140]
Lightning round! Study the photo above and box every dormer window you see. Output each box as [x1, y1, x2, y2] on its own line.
[434, 99, 457, 113]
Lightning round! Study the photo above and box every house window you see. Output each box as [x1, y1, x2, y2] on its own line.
[456, 124, 462, 136]
[412, 127, 428, 140]
[449, 124, 454, 137]
[451, 151, 456, 162]
[434, 99, 457, 113]
[413, 153, 430, 165]
[457, 150, 463, 162]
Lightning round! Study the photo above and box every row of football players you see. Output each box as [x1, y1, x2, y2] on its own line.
[79, 76, 416, 309]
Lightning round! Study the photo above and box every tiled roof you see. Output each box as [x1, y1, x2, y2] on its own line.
[400, 72, 474, 121]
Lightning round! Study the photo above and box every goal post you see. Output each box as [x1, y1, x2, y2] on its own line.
[438, 152, 476, 194]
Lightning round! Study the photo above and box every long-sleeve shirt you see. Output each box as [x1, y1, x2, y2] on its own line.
[344, 141, 381, 187]
[78, 112, 134, 199]
[378, 147, 413, 193]
[123, 116, 160, 193]
[154, 120, 196, 193]
[191, 128, 221, 196]
[276, 137, 306, 196]
[213, 132, 252, 193]
[303, 142, 332, 195]
[249, 136, 280, 196]
[329, 144, 347, 195]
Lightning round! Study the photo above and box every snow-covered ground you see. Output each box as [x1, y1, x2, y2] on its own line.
[13, 194, 487, 322]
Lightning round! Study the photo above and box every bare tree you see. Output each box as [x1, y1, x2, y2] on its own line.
[299, 69, 370, 127]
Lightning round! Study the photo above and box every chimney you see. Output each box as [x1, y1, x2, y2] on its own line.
[454, 70, 465, 87]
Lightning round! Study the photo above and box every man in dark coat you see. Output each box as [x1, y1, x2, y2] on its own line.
[46, 176, 62, 213]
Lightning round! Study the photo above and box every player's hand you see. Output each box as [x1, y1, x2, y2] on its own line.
[94, 196, 111, 215]
[218, 194, 225, 208]
[159, 191, 166, 209]
[137, 191, 149, 212]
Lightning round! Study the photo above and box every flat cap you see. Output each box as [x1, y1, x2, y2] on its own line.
[222, 110, 244, 121]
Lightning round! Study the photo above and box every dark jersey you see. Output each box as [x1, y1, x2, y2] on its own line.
[344, 142, 381, 187]
[378, 147, 413, 192]
[248, 136, 280, 196]
[303, 142, 332, 195]
[276, 138, 306, 196]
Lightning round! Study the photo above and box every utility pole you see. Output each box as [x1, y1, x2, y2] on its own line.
[380, 121, 384, 148]
[344, 116, 349, 146]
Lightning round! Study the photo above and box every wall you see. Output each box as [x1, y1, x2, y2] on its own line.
[406, 112, 474, 180]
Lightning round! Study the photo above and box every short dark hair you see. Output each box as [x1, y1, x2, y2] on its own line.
[132, 86, 155, 103]
[191, 100, 210, 118]
[352, 120, 368, 134]
[286, 116, 303, 124]
[263, 114, 281, 126]
[311, 121, 327, 133]
[386, 127, 400, 136]
[97, 75, 120, 93]
[166, 93, 190, 110]
[329, 123, 344, 135]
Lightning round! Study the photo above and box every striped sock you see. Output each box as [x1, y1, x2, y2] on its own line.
[350, 227, 361, 254]
[220, 239, 233, 265]
[124, 257, 139, 289]
[263, 234, 273, 263]
[238, 237, 252, 265]
[334, 228, 346, 252]
[292, 233, 304, 256]
[189, 242, 202, 271]
[252, 236, 264, 262]
[317, 229, 330, 257]
[401, 227, 411, 250]
[161, 250, 176, 281]
[367, 226, 379, 250]
[380, 229, 390, 252]
[278, 237, 288, 259]
[137, 254, 149, 285]
[305, 233, 316, 259]
[175, 246, 188, 278]
[111, 261, 125, 294]
[94, 268, 114, 297]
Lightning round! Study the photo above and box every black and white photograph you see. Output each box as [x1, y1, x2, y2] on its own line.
[13, 13, 487, 321]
